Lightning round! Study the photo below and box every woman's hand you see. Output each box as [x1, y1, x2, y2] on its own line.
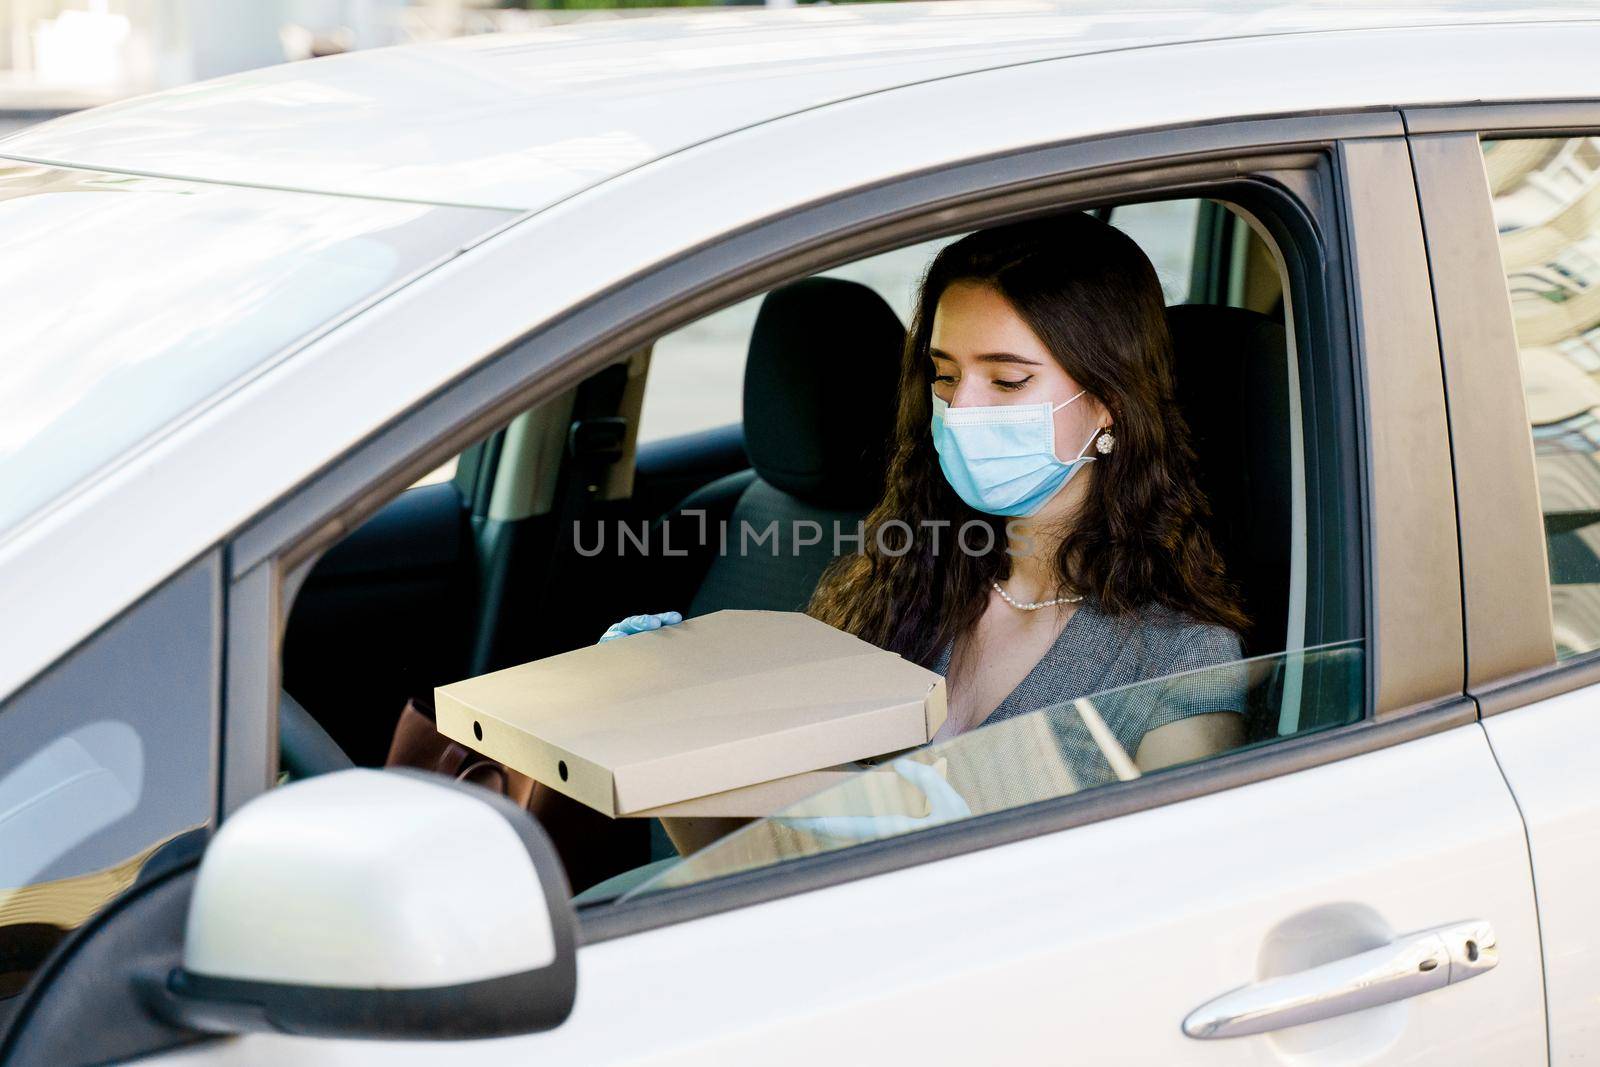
[777, 757, 972, 844]
[598, 611, 683, 644]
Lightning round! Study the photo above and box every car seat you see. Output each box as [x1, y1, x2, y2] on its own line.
[652, 276, 907, 616]
[1166, 303, 1292, 661]
[1167, 304, 1294, 742]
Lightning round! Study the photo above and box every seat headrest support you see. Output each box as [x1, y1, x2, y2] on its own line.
[743, 277, 906, 510]
[1166, 303, 1291, 660]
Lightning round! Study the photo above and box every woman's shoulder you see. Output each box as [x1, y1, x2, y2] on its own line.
[1084, 599, 1243, 673]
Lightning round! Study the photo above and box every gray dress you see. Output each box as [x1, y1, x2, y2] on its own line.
[932, 599, 1245, 784]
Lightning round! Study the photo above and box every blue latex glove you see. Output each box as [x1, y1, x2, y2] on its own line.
[598, 611, 683, 644]
[776, 757, 972, 844]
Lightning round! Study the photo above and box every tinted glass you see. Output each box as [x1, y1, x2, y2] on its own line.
[620, 642, 1363, 899]
[1106, 198, 1200, 303]
[1483, 135, 1600, 658]
[636, 237, 955, 444]
[637, 202, 1208, 443]
[0, 161, 510, 542]
[0, 556, 218, 1027]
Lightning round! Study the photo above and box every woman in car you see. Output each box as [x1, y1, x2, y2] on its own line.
[616, 212, 1248, 774]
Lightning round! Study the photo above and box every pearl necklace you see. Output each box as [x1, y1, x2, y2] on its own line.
[990, 579, 1084, 612]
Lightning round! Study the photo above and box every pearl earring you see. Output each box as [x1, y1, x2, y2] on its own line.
[1095, 431, 1115, 455]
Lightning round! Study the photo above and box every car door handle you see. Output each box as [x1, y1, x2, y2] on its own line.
[1183, 919, 1498, 1040]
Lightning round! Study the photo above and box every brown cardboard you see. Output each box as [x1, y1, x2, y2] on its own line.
[433, 610, 947, 817]
[634, 757, 949, 818]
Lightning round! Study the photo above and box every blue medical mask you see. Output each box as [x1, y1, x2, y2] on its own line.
[931, 388, 1102, 516]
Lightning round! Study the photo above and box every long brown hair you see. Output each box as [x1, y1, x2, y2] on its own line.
[808, 211, 1246, 666]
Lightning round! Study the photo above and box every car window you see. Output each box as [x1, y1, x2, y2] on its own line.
[620, 641, 1363, 899]
[1105, 199, 1200, 303]
[0, 161, 511, 543]
[636, 237, 955, 444]
[276, 178, 1358, 916]
[409, 457, 459, 489]
[0, 557, 217, 1029]
[560, 188, 1361, 908]
[1482, 135, 1600, 658]
[637, 201, 1213, 444]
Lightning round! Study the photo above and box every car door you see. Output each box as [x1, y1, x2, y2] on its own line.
[1409, 111, 1600, 1063]
[566, 692, 1538, 1067]
[116, 123, 1550, 1065]
[489, 140, 1541, 1067]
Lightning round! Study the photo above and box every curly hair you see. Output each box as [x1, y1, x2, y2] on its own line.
[808, 211, 1247, 667]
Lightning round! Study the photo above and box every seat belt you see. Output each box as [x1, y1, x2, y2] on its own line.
[552, 363, 631, 552]
[465, 364, 632, 675]
[531, 364, 632, 654]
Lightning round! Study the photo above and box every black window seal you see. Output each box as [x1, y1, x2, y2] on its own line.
[1475, 654, 1600, 717]
[1403, 99, 1600, 137]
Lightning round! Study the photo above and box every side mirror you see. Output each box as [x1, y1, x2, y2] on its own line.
[143, 769, 575, 1039]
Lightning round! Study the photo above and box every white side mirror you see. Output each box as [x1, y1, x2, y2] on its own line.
[144, 769, 575, 1039]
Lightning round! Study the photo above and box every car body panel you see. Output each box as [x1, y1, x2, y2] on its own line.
[139, 724, 1545, 1065]
[5, 18, 1599, 703]
[0, 1, 1586, 210]
[1406, 129, 1558, 689]
[1483, 682, 1600, 1060]
[0, 163, 511, 546]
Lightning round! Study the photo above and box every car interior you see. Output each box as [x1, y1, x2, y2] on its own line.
[278, 198, 1350, 896]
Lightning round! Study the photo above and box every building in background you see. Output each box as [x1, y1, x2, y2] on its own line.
[1, 1, 398, 110]
[0, 0, 809, 130]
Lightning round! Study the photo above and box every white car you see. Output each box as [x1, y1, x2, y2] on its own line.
[3, 2, 1600, 1063]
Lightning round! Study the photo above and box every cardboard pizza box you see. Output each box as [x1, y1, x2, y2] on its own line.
[433, 609, 947, 817]
[629, 758, 945, 819]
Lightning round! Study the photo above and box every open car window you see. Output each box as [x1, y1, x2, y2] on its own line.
[617, 640, 1363, 901]
[635, 199, 1213, 445]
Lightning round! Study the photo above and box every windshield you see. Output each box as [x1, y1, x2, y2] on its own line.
[0, 161, 511, 542]
[618, 640, 1363, 900]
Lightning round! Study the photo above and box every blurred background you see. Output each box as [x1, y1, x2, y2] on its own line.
[0, 0, 892, 136]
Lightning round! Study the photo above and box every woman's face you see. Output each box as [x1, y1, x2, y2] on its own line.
[929, 280, 1111, 460]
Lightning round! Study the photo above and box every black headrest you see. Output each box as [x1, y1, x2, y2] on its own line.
[1166, 304, 1291, 659]
[743, 277, 906, 510]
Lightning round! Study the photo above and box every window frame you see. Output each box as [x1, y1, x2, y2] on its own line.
[1405, 101, 1600, 714]
[218, 111, 1468, 939]
[0, 550, 221, 1049]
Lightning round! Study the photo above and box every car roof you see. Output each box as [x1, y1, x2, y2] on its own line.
[1, 0, 1594, 211]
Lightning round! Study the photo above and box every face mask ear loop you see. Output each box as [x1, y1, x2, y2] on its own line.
[1050, 388, 1088, 414]
[1071, 424, 1107, 464]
